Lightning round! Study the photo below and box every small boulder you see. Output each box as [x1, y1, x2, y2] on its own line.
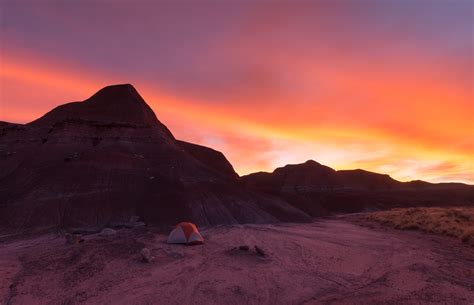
[168, 251, 184, 259]
[134, 221, 146, 228]
[141, 248, 153, 263]
[65, 233, 83, 245]
[255, 246, 266, 257]
[117, 216, 145, 228]
[130, 215, 140, 223]
[239, 245, 249, 251]
[100, 228, 117, 236]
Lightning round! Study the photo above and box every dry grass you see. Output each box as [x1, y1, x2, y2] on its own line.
[365, 207, 474, 246]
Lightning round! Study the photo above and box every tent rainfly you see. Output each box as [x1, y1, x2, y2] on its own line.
[167, 222, 204, 245]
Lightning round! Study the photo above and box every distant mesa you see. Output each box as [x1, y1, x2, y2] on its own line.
[241, 160, 473, 216]
[0, 84, 472, 230]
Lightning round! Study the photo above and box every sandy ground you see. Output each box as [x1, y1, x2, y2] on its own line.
[1, 219, 473, 305]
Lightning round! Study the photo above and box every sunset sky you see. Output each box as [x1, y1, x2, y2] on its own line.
[1, 1, 473, 183]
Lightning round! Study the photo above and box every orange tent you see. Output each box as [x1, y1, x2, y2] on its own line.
[167, 222, 204, 245]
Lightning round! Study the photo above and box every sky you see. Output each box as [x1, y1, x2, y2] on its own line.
[0, 0, 473, 183]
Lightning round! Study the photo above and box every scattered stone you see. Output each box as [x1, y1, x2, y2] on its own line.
[255, 246, 266, 257]
[71, 227, 100, 235]
[65, 233, 83, 245]
[130, 215, 140, 223]
[168, 251, 184, 259]
[100, 228, 117, 236]
[128, 216, 145, 228]
[134, 221, 146, 228]
[129, 215, 146, 228]
[141, 248, 153, 263]
[239, 245, 249, 251]
[109, 216, 146, 229]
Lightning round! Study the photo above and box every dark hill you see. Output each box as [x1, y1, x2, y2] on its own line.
[0, 84, 310, 229]
[242, 160, 474, 216]
[29, 84, 167, 130]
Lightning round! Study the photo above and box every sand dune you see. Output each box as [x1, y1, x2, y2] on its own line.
[2, 219, 473, 305]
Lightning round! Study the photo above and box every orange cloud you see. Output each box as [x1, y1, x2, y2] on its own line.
[1, 51, 472, 183]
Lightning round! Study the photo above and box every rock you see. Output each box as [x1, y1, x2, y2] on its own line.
[129, 215, 140, 223]
[239, 245, 249, 251]
[65, 233, 83, 245]
[255, 246, 266, 257]
[100, 228, 116, 236]
[133, 221, 146, 228]
[140, 248, 153, 263]
[128, 216, 145, 228]
[168, 251, 184, 259]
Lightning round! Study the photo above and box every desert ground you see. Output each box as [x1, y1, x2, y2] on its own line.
[1, 217, 473, 305]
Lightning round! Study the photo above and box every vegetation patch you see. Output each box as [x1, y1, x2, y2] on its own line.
[364, 207, 474, 246]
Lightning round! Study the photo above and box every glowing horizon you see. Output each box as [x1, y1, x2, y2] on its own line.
[1, 2, 473, 183]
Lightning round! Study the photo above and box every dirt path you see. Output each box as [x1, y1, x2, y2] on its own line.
[1, 220, 473, 305]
